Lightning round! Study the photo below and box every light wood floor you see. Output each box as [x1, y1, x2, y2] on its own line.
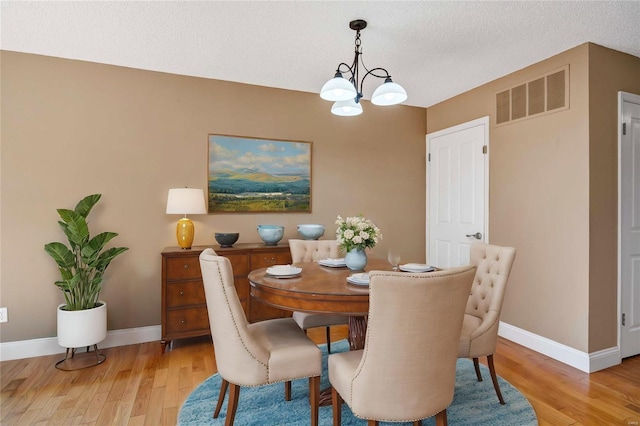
[1, 327, 639, 425]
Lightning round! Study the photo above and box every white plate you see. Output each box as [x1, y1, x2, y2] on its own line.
[266, 272, 301, 279]
[347, 273, 370, 286]
[399, 263, 435, 273]
[318, 258, 346, 267]
[266, 265, 302, 277]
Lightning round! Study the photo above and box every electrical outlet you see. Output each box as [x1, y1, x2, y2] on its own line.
[0, 307, 7, 323]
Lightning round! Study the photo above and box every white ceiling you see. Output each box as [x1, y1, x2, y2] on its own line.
[2, 1, 639, 108]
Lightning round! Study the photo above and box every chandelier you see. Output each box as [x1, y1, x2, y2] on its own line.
[320, 19, 407, 116]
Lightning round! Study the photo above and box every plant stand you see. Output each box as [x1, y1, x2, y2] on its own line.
[55, 345, 106, 371]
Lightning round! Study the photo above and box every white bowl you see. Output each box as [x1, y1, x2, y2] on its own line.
[297, 224, 325, 240]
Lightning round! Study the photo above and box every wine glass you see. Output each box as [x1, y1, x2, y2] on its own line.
[387, 250, 401, 271]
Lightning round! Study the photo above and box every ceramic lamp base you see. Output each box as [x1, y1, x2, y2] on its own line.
[176, 217, 195, 249]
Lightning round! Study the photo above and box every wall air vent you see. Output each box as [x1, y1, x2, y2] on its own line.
[495, 65, 569, 126]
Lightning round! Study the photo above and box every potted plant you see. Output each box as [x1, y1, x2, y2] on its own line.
[44, 194, 128, 349]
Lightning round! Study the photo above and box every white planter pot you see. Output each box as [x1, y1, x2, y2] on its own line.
[57, 301, 107, 348]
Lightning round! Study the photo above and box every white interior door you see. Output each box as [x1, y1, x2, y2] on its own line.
[620, 92, 640, 358]
[426, 117, 488, 268]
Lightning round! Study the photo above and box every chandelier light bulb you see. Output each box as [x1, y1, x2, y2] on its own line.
[320, 74, 358, 101]
[371, 80, 408, 106]
[331, 99, 363, 116]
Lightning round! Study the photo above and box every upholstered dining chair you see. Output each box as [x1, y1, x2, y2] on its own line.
[329, 265, 476, 426]
[289, 239, 349, 353]
[199, 248, 322, 426]
[458, 242, 517, 405]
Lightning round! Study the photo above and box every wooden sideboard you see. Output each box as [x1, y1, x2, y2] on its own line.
[161, 243, 292, 352]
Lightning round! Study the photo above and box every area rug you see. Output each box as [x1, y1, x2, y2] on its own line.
[178, 340, 537, 425]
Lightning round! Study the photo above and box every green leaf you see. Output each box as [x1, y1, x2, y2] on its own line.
[94, 247, 129, 271]
[44, 242, 75, 268]
[57, 209, 76, 224]
[63, 211, 89, 247]
[54, 279, 72, 292]
[59, 267, 73, 281]
[81, 232, 118, 264]
[75, 194, 101, 218]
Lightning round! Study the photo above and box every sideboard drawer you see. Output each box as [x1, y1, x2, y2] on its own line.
[165, 307, 210, 334]
[165, 256, 201, 280]
[226, 254, 249, 275]
[251, 252, 291, 269]
[166, 281, 205, 308]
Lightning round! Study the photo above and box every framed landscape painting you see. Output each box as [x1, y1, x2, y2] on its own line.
[208, 134, 312, 213]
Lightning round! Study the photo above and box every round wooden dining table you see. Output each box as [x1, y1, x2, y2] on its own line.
[248, 258, 393, 351]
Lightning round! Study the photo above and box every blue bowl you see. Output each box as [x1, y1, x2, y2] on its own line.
[297, 224, 325, 240]
[257, 225, 284, 246]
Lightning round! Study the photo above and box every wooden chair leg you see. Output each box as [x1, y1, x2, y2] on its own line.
[214, 378, 228, 418]
[367, 421, 379, 425]
[435, 409, 447, 426]
[309, 376, 320, 426]
[225, 382, 240, 426]
[487, 355, 505, 405]
[326, 327, 332, 353]
[413, 421, 422, 426]
[332, 386, 342, 426]
[473, 357, 483, 381]
[284, 380, 292, 401]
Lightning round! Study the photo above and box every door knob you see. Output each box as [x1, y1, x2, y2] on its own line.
[466, 232, 483, 240]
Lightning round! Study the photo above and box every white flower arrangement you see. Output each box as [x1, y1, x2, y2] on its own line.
[335, 215, 382, 252]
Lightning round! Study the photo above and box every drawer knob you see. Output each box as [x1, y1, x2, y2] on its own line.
[179, 291, 184, 296]
[181, 320, 186, 324]
[183, 264, 189, 269]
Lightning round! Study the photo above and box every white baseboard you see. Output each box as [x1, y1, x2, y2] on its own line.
[498, 321, 621, 373]
[0, 325, 161, 362]
[0, 322, 623, 373]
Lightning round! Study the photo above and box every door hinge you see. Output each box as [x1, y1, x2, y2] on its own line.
[428, 153, 431, 162]
[482, 145, 487, 154]
[622, 313, 626, 326]
[622, 122, 627, 136]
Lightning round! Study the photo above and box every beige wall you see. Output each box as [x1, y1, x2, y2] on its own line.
[587, 44, 640, 350]
[0, 51, 426, 342]
[427, 43, 640, 353]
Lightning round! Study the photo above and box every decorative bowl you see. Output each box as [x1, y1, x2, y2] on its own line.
[215, 232, 239, 247]
[257, 225, 284, 246]
[297, 224, 325, 240]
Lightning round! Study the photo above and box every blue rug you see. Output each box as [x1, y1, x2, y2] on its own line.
[179, 340, 537, 425]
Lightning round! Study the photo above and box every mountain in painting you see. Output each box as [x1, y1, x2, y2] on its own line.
[209, 169, 309, 194]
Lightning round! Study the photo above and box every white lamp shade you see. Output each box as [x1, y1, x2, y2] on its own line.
[320, 76, 358, 101]
[166, 188, 207, 215]
[371, 81, 408, 106]
[331, 99, 363, 116]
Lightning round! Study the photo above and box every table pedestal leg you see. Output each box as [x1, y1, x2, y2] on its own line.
[319, 315, 368, 406]
[348, 315, 367, 351]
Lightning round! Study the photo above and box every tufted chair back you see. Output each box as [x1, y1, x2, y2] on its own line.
[289, 239, 340, 263]
[458, 242, 516, 405]
[288, 239, 348, 354]
[461, 243, 516, 356]
[329, 266, 476, 423]
[200, 248, 323, 425]
[199, 248, 270, 385]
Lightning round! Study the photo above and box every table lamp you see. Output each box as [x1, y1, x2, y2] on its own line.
[166, 188, 207, 249]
